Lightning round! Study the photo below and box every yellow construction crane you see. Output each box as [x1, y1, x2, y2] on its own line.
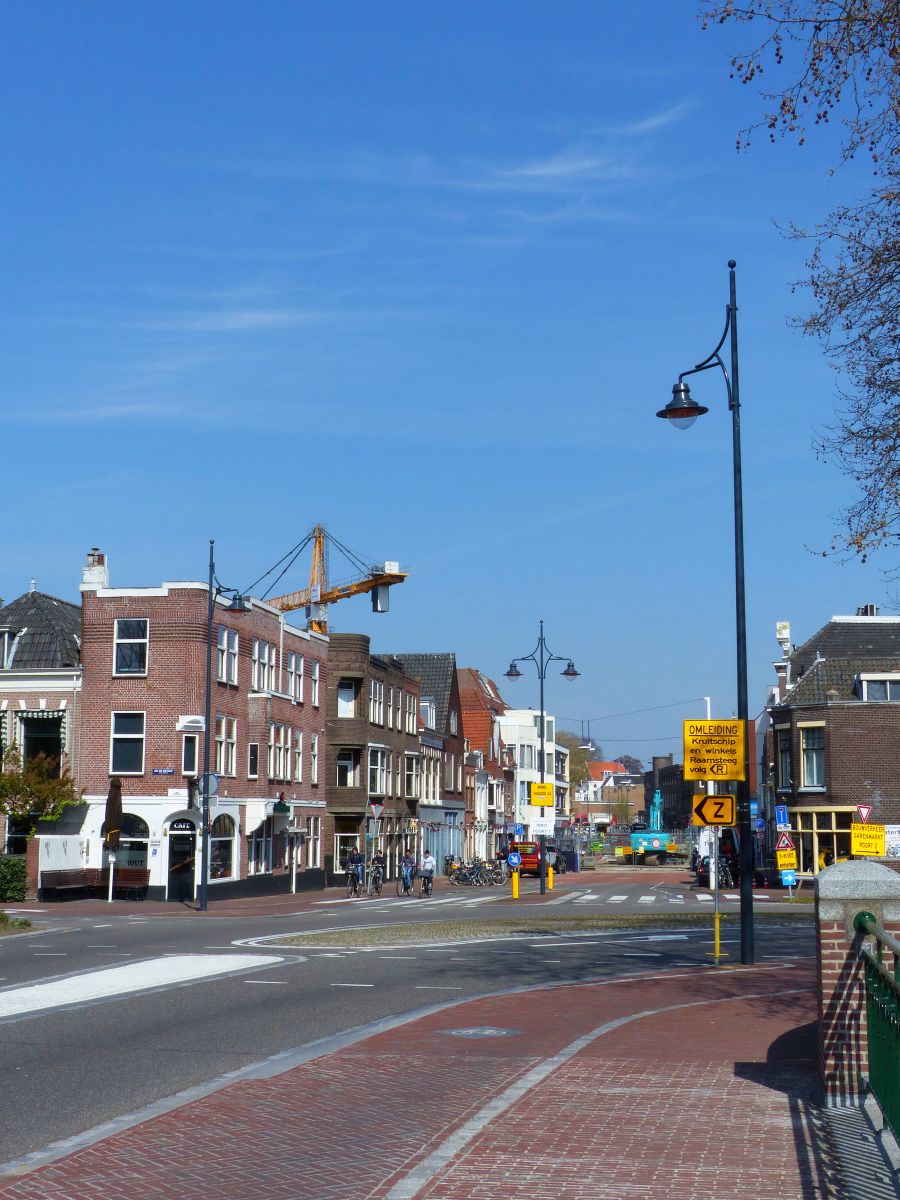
[262, 524, 408, 634]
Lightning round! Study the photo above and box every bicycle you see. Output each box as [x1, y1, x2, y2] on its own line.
[419, 872, 433, 898]
[346, 869, 363, 899]
[397, 870, 415, 897]
[368, 865, 384, 897]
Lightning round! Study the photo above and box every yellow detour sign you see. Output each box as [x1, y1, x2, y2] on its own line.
[776, 848, 798, 870]
[683, 719, 746, 781]
[852, 822, 886, 857]
[529, 782, 554, 807]
[691, 794, 736, 827]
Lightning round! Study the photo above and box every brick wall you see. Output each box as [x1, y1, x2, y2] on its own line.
[816, 860, 900, 1104]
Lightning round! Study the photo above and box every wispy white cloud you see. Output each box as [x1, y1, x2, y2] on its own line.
[608, 100, 696, 137]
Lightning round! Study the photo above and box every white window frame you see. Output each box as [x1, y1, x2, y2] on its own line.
[310, 733, 319, 784]
[311, 660, 320, 706]
[110, 711, 146, 775]
[248, 741, 259, 780]
[306, 815, 321, 868]
[217, 626, 239, 685]
[286, 651, 296, 699]
[405, 753, 420, 799]
[387, 687, 393, 730]
[336, 748, 358, 787]
[370, 680, 384, 724]
[182, 733, 198, 777]
[860, 674, 900, 701]
[405, 692, 417, 734]
[337, 679, 356, 718]
[215, 716, 237, 777]
[368, 747, 388, 795]
[113, 619, 149, 677]
[800, 724, 826, 789]
[269, 722, 288, 781]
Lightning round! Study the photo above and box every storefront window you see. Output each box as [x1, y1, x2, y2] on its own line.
[789, 807, 853, 874]
[101, 813, 149, 867]
[210, 814, 235, 879]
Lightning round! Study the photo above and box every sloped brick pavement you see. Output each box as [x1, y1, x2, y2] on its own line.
[0, 960, 854, 1200]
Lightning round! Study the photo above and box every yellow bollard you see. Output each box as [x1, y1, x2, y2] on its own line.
[547, 866, 554, 891]
[511, 868, 519, 900]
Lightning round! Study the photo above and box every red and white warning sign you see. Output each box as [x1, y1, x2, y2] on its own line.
[857, 804, 873, 824]
[775, 831, 795, 852]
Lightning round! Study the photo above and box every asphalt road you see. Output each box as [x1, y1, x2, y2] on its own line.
[0, 884, 813, 1168]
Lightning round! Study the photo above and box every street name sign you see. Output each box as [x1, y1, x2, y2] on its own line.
[691, 793, 736, 827]
[776, 848, 798, 870]
[529, 782, 554, 807]
[851, 822, 886, 857]
[683, 720, 746, 781]
[857, 804, 873, 824]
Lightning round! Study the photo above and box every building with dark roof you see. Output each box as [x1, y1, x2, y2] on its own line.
[389, 653, 466, 866]
[0, 586, 83, 853]
[766, 609, 900, 876]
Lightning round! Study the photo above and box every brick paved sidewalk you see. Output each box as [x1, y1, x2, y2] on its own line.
[0, 961, 857, 1200]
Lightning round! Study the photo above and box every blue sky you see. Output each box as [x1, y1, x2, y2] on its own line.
[1, 2, 887, 765]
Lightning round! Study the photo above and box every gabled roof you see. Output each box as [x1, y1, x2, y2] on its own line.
[390, 653, 457, 733]
[587, 761, 627, 782]
[0, 590, 81, 670]
[776, 614, 900, 708]
[458, 667, 508, 715]
[787, 616, 900, 677]
[775, 656, 900, 708]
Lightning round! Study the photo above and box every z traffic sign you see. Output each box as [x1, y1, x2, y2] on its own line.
[691, 794, 736, 827]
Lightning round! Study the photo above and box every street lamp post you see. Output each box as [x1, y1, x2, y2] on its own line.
[506, 621, 579, 895]
[656, 259, 754, 965]
[199, 540, 248, 913]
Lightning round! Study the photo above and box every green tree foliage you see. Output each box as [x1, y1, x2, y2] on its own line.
[0, 747, 82, 837]
[556, 731, 597, 787]
[701, 1, 900, 559]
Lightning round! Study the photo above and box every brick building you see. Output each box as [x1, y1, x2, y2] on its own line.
[324, 633, 421, 883]
[38, 549, 329, 901]
[458, 668, 514, 857]
[766, 608, 900, 876]
[391, 653, 466, 866]
[0, 586, 82, 853]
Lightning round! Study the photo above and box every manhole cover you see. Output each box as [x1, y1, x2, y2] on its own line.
[443, 1027, 521, 1039]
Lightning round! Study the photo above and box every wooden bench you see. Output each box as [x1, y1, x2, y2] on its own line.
[40, 866, 150, 901]
[97, 867, 150, 901]
[40, 869, 90, 899]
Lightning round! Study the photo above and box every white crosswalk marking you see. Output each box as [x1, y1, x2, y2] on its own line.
[723, 893, 739, 900]
[697, 893, 713, 902]
[606, 895, 627, 903]
[637, 895, 655, 904]
[668, 896, 685, 903]
[548, 891, 584, 905]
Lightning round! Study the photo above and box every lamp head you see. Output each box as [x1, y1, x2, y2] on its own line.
[224, 593, 249, 613]
[561, 660, 580, 681]
[505, 662, 522, 681]
[656, 381, 708, 430]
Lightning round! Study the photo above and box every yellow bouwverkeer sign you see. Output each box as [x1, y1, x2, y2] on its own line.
[683, 720, 746, 781]
[851, 822, 886, 857]
[529, 782, 554, 807]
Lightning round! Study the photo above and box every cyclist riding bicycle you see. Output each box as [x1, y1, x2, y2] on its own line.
[419, 850, 436, 896]
[347, 847, 363, 891]
[370, 849, 385, 894]
[400, 849, 416, 892]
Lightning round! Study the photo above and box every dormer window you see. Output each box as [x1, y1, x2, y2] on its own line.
[858, 674, 900, 701]
[0, 627, 10, 669]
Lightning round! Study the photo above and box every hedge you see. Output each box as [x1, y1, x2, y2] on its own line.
[0, 856, 27, 903]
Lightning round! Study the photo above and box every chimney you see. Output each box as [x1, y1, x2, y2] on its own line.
[856, 604, 880, 617]
[80, 547, 109, 592]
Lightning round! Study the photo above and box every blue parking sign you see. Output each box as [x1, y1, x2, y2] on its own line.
[781, 869, 797, 888]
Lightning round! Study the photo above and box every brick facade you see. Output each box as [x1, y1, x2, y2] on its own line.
[324, 633, 420, 882]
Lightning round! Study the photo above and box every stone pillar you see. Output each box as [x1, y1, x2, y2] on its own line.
[816, 859, 900, 1105]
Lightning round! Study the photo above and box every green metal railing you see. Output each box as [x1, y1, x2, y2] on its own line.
[854, 910, 900, 1139]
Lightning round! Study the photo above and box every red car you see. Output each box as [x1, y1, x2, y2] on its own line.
[507, 841, 541, 875]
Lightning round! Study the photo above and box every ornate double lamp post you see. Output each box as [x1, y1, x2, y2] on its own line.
[656, 259, 754, 966]
[199, 540, 248, 913]
[506, 620, 579, 895]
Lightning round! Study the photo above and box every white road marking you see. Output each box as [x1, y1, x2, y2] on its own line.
[540, 959, 562, 963]
[723, 893, 739, 900]
[331, 982, 374, 988]
[4, 909, 47, 914]
[606, 895, 627, 903]
[243, 980, 288, 985]
[380, 956, 417, 960]
[668, 897, 685, 903]
[415, 985, 462, 990]
[622, 952, 661, 957]
[0, 954, 283, 1019]
[637, 896, 655, 904]
[696, 894, 713, 902]
[92, 924, 113, 929]
[753, 895, 771, 901]
[548, 891, 582, 905]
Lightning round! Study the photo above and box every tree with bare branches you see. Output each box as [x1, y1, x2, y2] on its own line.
[701, 1, 899, 559]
